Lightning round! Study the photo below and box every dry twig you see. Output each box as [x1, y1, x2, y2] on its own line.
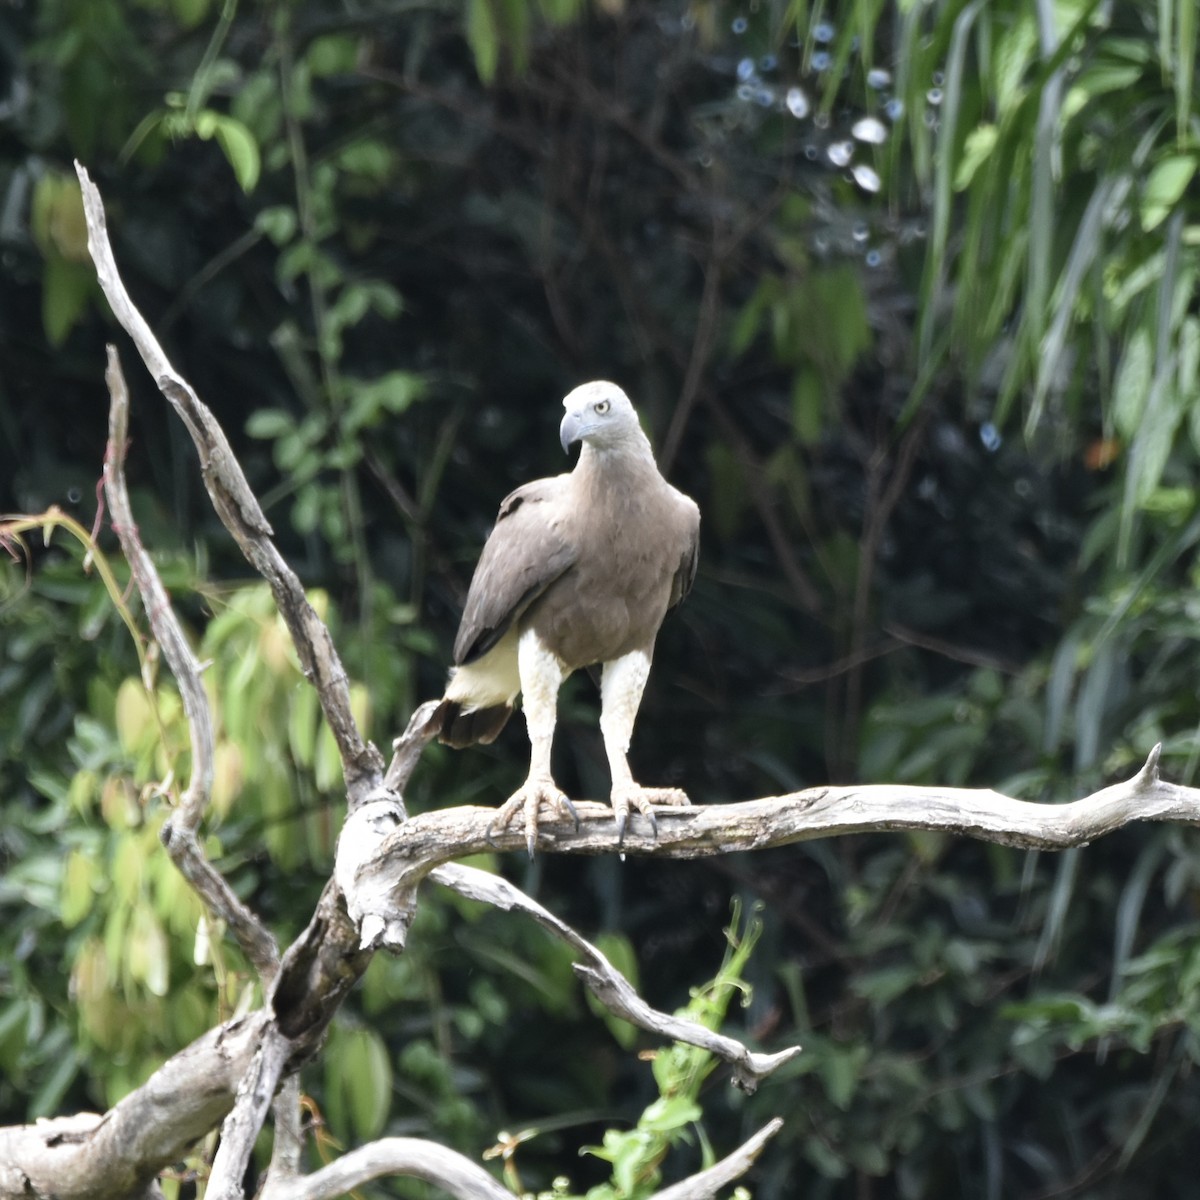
[103, 347, 279, 979]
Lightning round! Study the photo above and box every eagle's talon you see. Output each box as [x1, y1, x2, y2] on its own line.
[489, 776, 575, 856]
[609, 784, 688, 850]
[562, 795, 580, 831]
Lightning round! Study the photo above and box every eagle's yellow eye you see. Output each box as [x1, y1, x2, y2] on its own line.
[594, 399, 611, 415]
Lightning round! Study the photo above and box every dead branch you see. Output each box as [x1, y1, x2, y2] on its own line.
[76, 161, 384, 803]
[259, 1139, 511, 1200]
[103, 346, 279, 980]
[0, 1013, 270, 1200]
[432, 864, 801, 1092]
[266, 1078, 304, 1188]
[255, 1119, 779, 1200]
[650, 1118, 785, 1200]
[103, 346, 215, 834]
[343, 743, 1199, 901]
[207, 1026, 292, 1199]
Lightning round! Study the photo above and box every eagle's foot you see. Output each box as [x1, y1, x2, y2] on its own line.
[489, 776, 580, 859]
[611, 785, 691, 846]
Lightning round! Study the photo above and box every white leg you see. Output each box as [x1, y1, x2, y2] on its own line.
[519, 628, 565, 783]
[601, 651, 690, 844]
[600, 651, 651, 789]
[489, 629, 576, 856]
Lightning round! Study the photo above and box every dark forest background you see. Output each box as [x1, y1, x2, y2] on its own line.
[3, 1, 1200, 1197]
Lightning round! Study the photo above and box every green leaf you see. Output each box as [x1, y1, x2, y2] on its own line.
[852, 964, 921, 1007]
[790, 368, 823, 444]
[31, 172, 89, 261]
[291, 485, 322, 535]
[327, 1025, 393, 1140]
[287, 678, 320, 768]
[1131, 382, 1183, 506]
[61, 848, 97, 928]
[336, 139, 396, 184]
[1112, 328, 1152, 438]
[819, 1041, 869, 1110]
[729, 277, 778, 357]
[306, 33, 359, 76]
[992, 13, 1037, 115]
[1141, 155, 1197, 232]
[128, 905, 170, 997]
[169, 0, 211, 28]
[115, 678, 154, 755]
[245, 408, 295, 439]
[955, 124, 999, 191]
[498, 0, 531, 74]
[466, 0, 500, 84]
[194, 111, 261, 192]
[538, 0, 583, 23]
[1178, 0, 1197, 144]
[343, 372, 426, 435]
[1068, 62, 1143, 103]
[639, 1095, 703, 1133]
[255, 205, 297, 246]
[41, 257, 93, 348]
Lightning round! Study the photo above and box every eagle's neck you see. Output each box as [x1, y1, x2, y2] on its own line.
[575, 429, 658, 481]
[572, 438, 664, 529]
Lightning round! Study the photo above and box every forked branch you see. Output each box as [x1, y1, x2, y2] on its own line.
[76, 161, 384, 802]
[103, 347, 279, 980]
[432, 864, 802, 1091]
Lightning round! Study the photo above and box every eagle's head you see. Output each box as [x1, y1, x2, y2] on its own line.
[559, 381, 642, 453]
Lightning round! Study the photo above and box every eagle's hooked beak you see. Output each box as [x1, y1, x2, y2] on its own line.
[560, 410, 584, 454]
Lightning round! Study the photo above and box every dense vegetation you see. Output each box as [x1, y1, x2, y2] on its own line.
[2, 0, 1199, 1196]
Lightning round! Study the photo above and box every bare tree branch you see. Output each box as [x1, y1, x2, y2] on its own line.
[103, 346, 214, 834]
[0, 1013, 270, 1200]
[384, 699, 443, 794]
[207, 1025, 292, 1199]
[256, 1113, 784, 1200]
[349, 744, 1200, 897]
[649, 1118, 784, 1200]
[260, 1138, 511, 1200]
[103, 346, 279, 980]
[76, 161, 384, 803]
[266, 1078, 304, 1188]
[432, 864, 801, 1091]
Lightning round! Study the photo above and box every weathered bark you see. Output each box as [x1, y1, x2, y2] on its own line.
[0, 1014, 269, 1200]
[353, 741, 1200, 889]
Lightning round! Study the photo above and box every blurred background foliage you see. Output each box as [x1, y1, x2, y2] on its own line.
[2, 0, 1200, 1195]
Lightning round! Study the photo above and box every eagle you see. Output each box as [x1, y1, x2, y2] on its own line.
[431, 381, 701, 855]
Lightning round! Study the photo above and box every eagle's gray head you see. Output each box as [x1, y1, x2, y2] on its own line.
[559, 381, 645, 454]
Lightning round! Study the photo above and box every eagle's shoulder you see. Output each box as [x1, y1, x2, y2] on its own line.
[495, 474, 570, 523]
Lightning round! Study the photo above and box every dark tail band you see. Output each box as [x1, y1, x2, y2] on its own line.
[432, 699, 514, 748]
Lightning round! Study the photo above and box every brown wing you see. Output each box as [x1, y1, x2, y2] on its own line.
[453, 476, 578, 665]
[666, 494, 701, 610]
